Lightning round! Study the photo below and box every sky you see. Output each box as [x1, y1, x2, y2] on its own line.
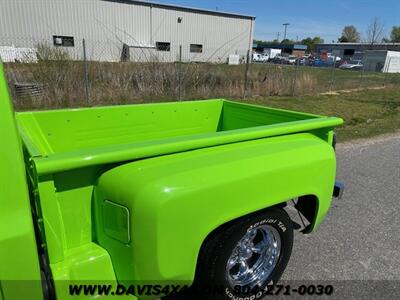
[143, 0, 400, 42]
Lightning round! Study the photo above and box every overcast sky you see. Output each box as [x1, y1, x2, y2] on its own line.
[145, 0, 400, 42]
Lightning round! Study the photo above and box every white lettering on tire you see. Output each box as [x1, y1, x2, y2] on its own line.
[248, 218, 286, 232]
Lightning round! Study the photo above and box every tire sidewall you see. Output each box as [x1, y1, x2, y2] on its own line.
[211, 209, 293, 300]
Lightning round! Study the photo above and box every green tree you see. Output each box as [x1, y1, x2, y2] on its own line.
[338, 25, 361, 42]
[390, 26, 400, 42]
[280, 39, 294, 45]
[253, 39, 266, 45]
[300, 36, 324, 52]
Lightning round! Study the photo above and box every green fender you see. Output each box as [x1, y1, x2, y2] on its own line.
[94, 132, 336, 285]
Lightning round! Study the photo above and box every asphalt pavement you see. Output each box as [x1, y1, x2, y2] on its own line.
[279, 133, 400, 298]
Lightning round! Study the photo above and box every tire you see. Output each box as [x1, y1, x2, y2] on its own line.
[176, 207, 293, 300]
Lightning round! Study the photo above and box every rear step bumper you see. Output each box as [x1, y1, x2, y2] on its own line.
[333, 181, 345, 199]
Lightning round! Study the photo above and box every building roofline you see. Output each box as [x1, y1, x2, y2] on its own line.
[103, 0, 256, 20]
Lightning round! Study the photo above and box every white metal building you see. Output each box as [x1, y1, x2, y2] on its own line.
[0, 0, 255, 63]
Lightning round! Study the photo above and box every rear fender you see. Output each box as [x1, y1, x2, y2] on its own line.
[94, 133, 336, 284]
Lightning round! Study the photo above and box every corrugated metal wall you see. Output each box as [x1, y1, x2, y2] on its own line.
[0, 0, 254, 63]
[364, 51, 400, 73]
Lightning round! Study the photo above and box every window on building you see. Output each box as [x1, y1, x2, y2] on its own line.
[156, 42, 171, 52]
[53, 36, 75, 47]
[344, 49, 355, 56]
[190, 44, 203, 53]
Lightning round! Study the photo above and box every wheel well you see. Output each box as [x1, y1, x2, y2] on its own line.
[192, 195, 318, 286]
[293, 195, 318, 233]
[200, 195, 318, 246]
[195, 195, 318, 277]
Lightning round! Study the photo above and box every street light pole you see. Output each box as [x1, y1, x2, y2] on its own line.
[282, 23, 290, 41]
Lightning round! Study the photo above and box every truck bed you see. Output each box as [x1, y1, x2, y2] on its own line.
[16, 99, 343, 175]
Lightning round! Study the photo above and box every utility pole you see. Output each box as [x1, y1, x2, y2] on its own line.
[283, 23, 290, 41]
[277, 32, 280, 42]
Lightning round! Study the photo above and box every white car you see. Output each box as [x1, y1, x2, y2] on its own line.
[252, 53, 269, 63]
[339, 60, 363, 70]
[287, 56, 297, 65]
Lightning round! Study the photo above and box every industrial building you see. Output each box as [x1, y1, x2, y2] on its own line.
[253, 43, 308, 57]
[315, 42, 400, 59]
[0, 0, 255, 63]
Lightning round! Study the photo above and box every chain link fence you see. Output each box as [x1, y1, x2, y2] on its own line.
[1, 36, 400, 111]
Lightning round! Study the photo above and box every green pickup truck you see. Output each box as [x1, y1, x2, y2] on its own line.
[0, 61, 343, 300]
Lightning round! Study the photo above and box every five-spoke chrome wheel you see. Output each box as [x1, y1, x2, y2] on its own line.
[186, 208, 293, 300]
[225, 225, 281, 288]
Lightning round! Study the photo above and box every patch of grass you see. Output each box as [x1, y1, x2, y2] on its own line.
[245, 87, 400, 141]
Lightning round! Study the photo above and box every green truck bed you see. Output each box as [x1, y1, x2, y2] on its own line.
[16, 99, 342, 175]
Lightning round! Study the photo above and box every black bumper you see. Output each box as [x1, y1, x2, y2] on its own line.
[333, 181, 345, 199]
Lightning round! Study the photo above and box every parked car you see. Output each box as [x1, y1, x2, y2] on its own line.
[328, 55, 341, 64]
[307, 56, 317, 66]
[339, 60, 364, 70]
[296, 57, 308, 66]
[272, 55, 296, 65]
[252, 53, 269, 63]
[271, 54, 286, 64]
[286, 55, 297, 65]
[0, 60, 344, 300]
[313, 58, 331, 67]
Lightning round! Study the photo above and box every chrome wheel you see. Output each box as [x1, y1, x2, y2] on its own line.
[225, 225, 281, 288]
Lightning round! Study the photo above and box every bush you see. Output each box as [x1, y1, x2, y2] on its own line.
[36, 43, 71, 61]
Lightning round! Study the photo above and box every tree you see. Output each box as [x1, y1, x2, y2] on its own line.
[390, 26, 400, 42]
[366, 17, 385, 44]
[254, 39, 267, 45]
[280, 39, 294, 45]
[301, 36, 324, 52]
[338, 25, 361, 42]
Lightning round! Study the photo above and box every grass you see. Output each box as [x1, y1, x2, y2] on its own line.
[4, 60, 400, 141]
[247, 63, 400, 95]
[245, 87, 400, 142]
[6, 61, 400, 110]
